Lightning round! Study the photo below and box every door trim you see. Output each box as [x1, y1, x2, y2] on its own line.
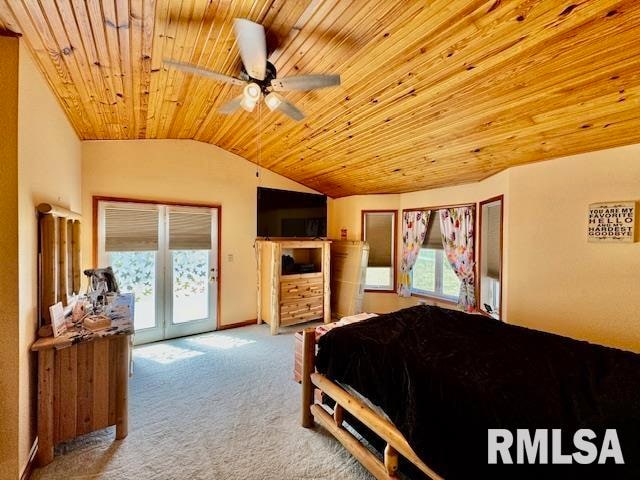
[92, 195, 222, 329]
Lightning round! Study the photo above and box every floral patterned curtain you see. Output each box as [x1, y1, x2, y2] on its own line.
[439, 207, 476, 311]
[397, 210, 431, 297]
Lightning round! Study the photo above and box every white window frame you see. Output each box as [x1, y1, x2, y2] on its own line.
[410, 247, 460, 302]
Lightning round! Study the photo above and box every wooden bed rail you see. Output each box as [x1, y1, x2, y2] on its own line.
[300, 328, 443, 480]
[312, 403, 392, 479]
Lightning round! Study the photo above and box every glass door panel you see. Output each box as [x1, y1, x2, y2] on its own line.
[111, 251, 157, 329]
[107, 250, 164, 344]
[171, 250, 210, 324]
[164, 206, 218, 340]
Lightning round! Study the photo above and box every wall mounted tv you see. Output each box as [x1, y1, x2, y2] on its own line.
[257, 187, 327, 238]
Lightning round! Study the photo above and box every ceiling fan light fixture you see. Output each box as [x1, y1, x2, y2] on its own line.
[241, 82, 261, 112]
[240, 98, 257, 112]
[244, 83, 261, 100]
[167, 19, 340, 121]
[264, 92, 282, 111]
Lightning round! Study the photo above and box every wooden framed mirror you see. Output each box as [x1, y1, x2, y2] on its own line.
[478, 196, 503, 319]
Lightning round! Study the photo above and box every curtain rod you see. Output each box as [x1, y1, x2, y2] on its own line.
[402, 202, 475, 212]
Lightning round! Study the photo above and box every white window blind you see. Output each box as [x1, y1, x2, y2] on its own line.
[422, 213, 443, 250]
[169, 208, 212, 250]
[364, 213, 393, 267]
[104, 204, 159, 252]
[485, 204, 501, 279]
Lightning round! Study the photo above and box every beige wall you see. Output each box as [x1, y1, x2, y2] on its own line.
[81, 139, 317, 328]
[328, 194, 400, 241]
[328, 173, 510, 314]
[330, 148, 640, 353]
[0, 34, 21, 480]
[508, 145, 640, 352]
[16, 41, 83, 476]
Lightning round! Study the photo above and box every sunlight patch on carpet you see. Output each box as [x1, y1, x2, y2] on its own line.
[135, 343, 205, 364]
[186, 334, 255, 350]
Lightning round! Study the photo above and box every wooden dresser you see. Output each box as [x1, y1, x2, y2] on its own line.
[31, 294, 134, 466]
[256, 240, 331, 334]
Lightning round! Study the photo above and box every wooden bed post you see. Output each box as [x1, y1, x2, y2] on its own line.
[384, 444, 399, 478]
[301, 327, 316, 428]
[333, 403, 344, 426]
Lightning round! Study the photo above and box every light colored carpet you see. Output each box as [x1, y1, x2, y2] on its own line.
[32, 324, 373, 480]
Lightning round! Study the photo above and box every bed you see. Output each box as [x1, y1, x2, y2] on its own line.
[300, 304, 640, 479]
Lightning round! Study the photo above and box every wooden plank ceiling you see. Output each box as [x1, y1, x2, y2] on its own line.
[1, 0, 639, 197]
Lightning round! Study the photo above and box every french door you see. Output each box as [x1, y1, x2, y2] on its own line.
[97, 200, 219, 345]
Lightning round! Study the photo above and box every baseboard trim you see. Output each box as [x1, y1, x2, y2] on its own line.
[20, 438, 38, 480]
[217, 319, 257, 331]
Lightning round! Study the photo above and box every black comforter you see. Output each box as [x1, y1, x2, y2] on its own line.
[315, 305, 640, 479]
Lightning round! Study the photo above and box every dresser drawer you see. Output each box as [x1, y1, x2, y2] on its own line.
[280, 298, 323, 326]
[280, 278, 323, 301]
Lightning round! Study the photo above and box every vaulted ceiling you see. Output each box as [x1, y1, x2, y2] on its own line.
[1, 0, 639, 197]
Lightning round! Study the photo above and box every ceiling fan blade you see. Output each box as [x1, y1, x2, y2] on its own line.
[275, 98, 305, 121]
[233, 18, 267, 81]
[218, 95, 244, 114]
[164, 59, 246, 86]
[271, 74, 341, 92]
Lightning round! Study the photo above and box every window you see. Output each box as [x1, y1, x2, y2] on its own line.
[479, 196, 503, 319]
[362, 210, 397, 291]
[411, 213, 461, 300]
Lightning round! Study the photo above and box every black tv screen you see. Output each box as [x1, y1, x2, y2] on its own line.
[257, 187, 327, 238]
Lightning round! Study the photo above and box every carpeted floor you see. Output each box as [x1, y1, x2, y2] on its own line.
[32, 324, 373, 480]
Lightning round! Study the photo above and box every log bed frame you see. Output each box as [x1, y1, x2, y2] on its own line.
[300, 327, 444, 480]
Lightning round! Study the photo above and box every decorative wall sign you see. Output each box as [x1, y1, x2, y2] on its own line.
[588, 202, 635, 243]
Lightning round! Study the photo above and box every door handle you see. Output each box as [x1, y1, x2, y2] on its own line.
[209, 268, 217, 283]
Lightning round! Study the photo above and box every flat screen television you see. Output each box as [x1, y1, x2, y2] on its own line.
[257, 187, 327, 238]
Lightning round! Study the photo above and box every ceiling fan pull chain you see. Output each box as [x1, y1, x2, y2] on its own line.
[256, 101, 262, 180]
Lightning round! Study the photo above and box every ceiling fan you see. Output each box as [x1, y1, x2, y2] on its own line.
[164, 18, 341, 121]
